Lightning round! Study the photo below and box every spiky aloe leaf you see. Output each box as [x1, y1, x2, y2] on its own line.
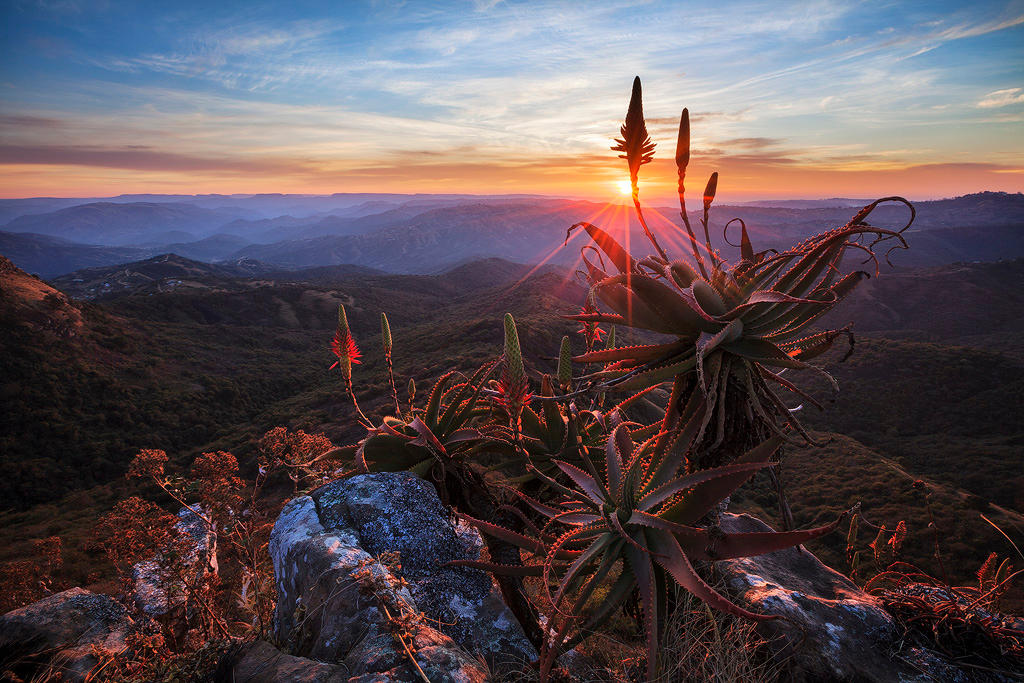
[568, 222, 635, 274]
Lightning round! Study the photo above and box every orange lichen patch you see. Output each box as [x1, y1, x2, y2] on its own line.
[0, 256, 84, 335]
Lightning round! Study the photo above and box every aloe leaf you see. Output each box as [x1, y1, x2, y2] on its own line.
[768, 271, 866, 339]
[569, 221, 635, 274]
[574, 341, 687, 365]
[564, 558, 634, 651]
[553, 535, 611, 608]
[606, 353, 697, 392]
[624, 540, 659, 683]
[605, 424, 632, 502]
[446, 360, 500, 431]
[555, 460, 609, 505]
[721, 290, 831, 322]
[647, 530, 774, 621]
[460, 514, 547, 555]
[629, 510, 711, 558]
[619, 273, 718, 334]
[445, 559, 543, 577]
[710, 513, 846, 560]
[640, 461, 768, 513]
[656, 462, 771, 523]
[593, 279, 675, 333]
[408, 416, 449, 456]
[425, 371, 457, 426]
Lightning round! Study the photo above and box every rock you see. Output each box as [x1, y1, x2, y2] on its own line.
[314, 473, 536, 668]
[270, 472, 525, 680]
[0, 587, 134, 682]
[232, 640, 349, 682]
[132, 506, 218, 618]
[715, 512, 950, 682]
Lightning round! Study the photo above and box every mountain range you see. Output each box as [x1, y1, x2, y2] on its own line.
[2, 192, 1022, 278]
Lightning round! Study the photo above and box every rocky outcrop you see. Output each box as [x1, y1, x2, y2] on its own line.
[231, 640, 350, 682]
[265, 472, 535, 681]
[716, 512, 976, 682]
[0, 587, 135, 682]
[132, 506, 218, 618]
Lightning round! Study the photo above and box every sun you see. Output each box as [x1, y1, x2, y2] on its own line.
[616, 179, 632, 196]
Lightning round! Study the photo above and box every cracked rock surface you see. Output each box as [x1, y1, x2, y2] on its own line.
[260, 472, 536, 681]
[716, 512, 969, 682]
[0, 587, 136, 682]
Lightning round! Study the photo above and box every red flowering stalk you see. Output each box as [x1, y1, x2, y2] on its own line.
[576, 300, 604, 353]
[495, 314, 533, 425]
[495, 314, 533, 473]
[330, 304, 371, 428]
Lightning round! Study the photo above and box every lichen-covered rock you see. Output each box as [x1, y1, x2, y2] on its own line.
[132, 506, 218, 617]
[232, 640, 349, 682]
[716, 512, 940, 682]
[313, 473, 536, 667]
[0, 587, 134, 682]
[269, 472, 529, 680]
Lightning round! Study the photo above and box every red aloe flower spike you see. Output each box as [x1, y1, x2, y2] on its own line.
[329, 304, 362, 379]
[330, 304, 370, 428]
[611, 76, 668, 263]
[576, 301, 605, 352]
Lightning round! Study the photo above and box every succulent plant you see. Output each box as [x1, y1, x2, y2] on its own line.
[458, 411, 847, 680]
[356, 360, 509, 480]
[567, 77, 915, 460]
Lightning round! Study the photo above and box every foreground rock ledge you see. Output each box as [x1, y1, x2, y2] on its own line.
[261, 471, 536, 681]
[0, 587, 135, 682]
[717, 512, 986, 683]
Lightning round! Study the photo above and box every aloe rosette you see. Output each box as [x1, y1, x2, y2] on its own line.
[567, 77, 914, 448]
[457, 416, 847, 681]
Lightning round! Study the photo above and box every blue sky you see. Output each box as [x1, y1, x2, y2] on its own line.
[1, 0, 1022, 199]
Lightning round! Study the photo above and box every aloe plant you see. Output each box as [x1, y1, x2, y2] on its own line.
[457, 412, 847, 680]
[356, 361, 508, 480]
[567, 77, 915, 467]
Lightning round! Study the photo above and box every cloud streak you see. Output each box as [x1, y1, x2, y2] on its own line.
[1, 0, 1022, 198]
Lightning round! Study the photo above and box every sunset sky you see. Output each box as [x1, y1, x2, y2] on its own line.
[1, 0, 1022, 201]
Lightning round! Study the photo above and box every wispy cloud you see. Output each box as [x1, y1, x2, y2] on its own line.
[977, 88, 1024, 108]
[1, 0, 1022, 198]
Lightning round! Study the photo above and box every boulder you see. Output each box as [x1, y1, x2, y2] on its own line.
[231, 640, 350, 682]
[0, 587, 134, 682]
[716, 512, 959, 682]
[132, 505, 218, 618]
[269, 472, 533, 680]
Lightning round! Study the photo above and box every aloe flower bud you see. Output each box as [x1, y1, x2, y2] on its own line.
[503, 313, 524, 383]
[381, 312, 393, 354]
[557, 335, 572, 388]
[703, 172, 719, 211]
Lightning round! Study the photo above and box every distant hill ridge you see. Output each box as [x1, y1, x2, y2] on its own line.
[1, 191, 1021, 277]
